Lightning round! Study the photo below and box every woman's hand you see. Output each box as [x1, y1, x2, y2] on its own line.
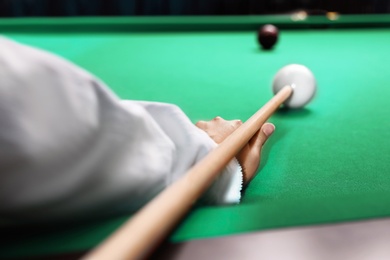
[196, 116, 275, 185]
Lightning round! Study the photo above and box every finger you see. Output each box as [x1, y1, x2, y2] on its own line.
[232, 119, 243, 130]
[195, 120, 207, 130]
[250, 123, 275, 149]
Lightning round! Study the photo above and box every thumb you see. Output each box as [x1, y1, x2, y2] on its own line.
[250, 123, 275, 150]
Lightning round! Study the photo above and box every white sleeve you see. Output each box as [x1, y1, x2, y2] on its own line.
[0, 37, 243, 224]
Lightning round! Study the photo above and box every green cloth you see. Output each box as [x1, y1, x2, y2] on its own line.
[1, 16, 390, 258]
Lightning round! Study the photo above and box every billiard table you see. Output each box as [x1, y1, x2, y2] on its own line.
[1, 14, 390, 259]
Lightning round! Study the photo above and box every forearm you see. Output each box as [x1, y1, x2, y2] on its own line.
[0, 37, 243, 225]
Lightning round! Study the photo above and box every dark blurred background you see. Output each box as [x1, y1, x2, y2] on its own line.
[0, 0, 389, 17]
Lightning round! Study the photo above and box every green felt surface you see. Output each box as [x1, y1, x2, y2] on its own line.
[1, 16, 390, 258]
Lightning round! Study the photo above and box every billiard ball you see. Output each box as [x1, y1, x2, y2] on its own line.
[272, 64, 316, 108]
[258, 24, 279, 50]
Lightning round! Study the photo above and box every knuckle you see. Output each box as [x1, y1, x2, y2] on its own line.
[196, 121, 205, 126]
[234, 120, 243, 127]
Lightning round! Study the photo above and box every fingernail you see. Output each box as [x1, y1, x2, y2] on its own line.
[263, 124, 275, 137]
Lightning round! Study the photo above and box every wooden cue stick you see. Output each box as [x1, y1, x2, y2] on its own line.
[83, 85, 293, 260]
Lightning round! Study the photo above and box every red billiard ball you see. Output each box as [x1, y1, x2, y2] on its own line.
[258, 24, 279, 50]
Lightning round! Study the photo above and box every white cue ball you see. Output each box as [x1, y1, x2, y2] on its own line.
[272, 64, 316, 108]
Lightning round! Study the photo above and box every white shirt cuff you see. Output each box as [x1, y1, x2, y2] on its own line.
[202, 158, 243, 205]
